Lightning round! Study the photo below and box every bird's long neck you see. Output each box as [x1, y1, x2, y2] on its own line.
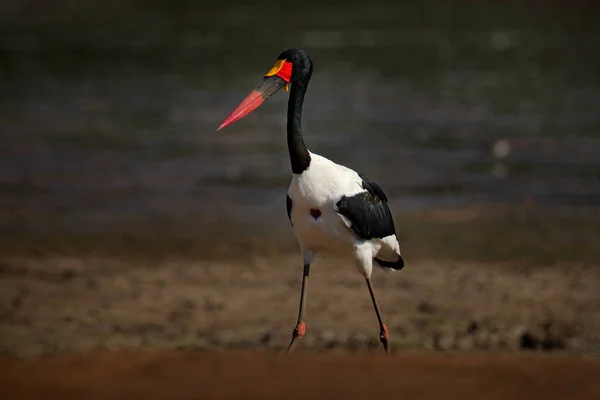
[287, 79, 311, 174]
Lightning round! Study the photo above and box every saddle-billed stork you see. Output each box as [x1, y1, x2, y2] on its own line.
[217, 48, 405, 354]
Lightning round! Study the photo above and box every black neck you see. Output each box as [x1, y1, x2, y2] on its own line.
[287, 80, 311, 174]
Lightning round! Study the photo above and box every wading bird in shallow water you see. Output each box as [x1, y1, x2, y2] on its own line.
[217, 48, 405, 354]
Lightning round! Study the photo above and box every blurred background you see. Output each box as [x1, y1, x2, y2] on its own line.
[1, 0, 600, 356]
[2, 0, 600, 258]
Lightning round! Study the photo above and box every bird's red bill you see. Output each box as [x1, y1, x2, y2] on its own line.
[217, 73, 288, 131]
[217, 89, 265, 131]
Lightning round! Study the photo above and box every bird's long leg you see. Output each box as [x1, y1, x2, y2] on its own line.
[286, 262, 311, 354]
[366, 277, 390, 355]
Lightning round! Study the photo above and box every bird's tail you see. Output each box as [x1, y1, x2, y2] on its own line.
[374, 255, 404, 271]
[374, 234, 404, 272]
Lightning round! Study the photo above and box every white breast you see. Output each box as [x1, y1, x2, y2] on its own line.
[289, 153, 363, 205]
[287, 152, 365, 253]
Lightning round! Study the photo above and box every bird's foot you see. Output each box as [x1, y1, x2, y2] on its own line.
[380, 324, 390, 355]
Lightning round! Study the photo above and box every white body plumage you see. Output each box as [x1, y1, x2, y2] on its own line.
[287, 152, 402, 278]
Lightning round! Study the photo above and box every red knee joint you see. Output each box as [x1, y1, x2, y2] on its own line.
[380, 324, 389, 341]
[294, 321, 306, 338]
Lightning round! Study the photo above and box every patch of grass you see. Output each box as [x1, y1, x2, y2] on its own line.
[406, 183, 465, 195]
[43, 131, 147, 151]
[411, 134, 464, 151]
[462, 161, 536, 175]
[397, 207, 600, 265]
[1, 205, 599, 265]
[0, 230, 299, 263]
[204, 172, 290, 189]
[141, 143, 202, 160]
[427, 317, 446, 326]
[0, 182, 50, 195]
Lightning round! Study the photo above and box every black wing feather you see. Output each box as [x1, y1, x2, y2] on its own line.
[335, 175, 396, 240]
[359, 173, 388, 202]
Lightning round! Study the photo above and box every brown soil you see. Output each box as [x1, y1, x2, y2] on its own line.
[1, 350, 599, 400]
[1, 255, 599, 355]
[1, 252, 600, 399]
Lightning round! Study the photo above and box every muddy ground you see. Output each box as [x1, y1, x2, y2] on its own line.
[1, 237, 600, 399]
[1, 254, 599, 355]
[2, 351, 600, 400]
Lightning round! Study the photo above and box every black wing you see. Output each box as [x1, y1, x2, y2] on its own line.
[359, 173, 388, 202]
[286, 195, 293, 226]
[335, 175, 396, 240]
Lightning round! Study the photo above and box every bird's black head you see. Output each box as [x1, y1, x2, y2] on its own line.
[217, 48, 313, 130]
[274, 48, 313, 83]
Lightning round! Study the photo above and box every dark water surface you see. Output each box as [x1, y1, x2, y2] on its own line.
[1, 1, 599, 236]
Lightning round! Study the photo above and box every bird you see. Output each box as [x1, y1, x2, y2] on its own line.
[217, 48, 405, 355]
